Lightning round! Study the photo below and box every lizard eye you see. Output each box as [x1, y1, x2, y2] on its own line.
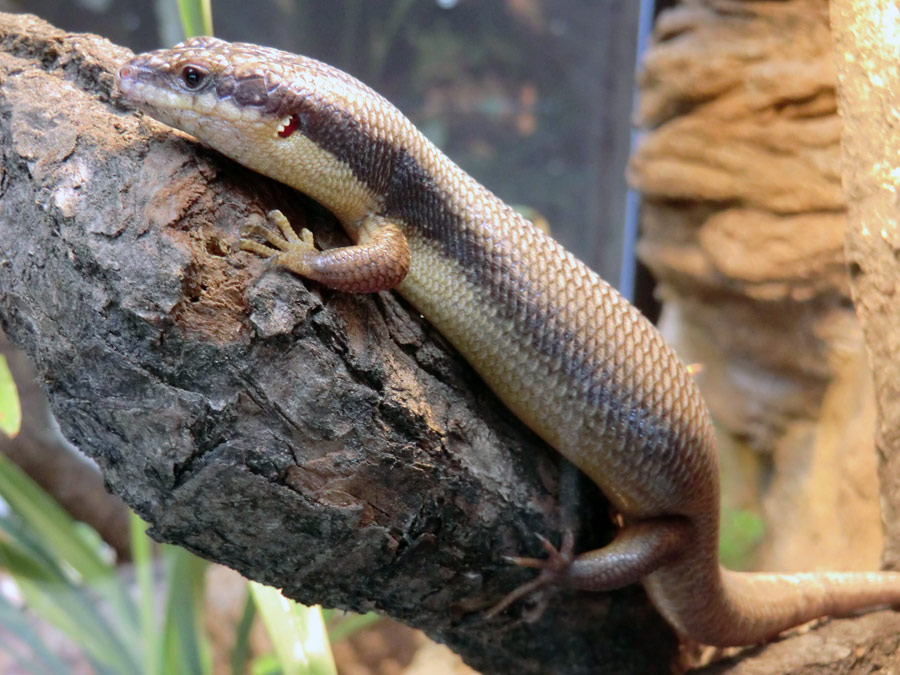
[180, 65, 208, 90]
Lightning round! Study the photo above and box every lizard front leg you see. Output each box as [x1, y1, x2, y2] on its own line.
[241, 210, 410, 293]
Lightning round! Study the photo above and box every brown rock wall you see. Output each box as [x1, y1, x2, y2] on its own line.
[631, 0, 881, 573]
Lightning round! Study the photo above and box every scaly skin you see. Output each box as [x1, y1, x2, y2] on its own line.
[117, 37, 900, 646]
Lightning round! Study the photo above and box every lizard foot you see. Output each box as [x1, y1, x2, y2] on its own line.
[485, 530, 575, 622]
[240, 209, 316, 260]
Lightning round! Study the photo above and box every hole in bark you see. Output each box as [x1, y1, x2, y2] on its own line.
[848, 261, 862, 279]
[189, 284, 207, 303]
[205, 238, 228, 257]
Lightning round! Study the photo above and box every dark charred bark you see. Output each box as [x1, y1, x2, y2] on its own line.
[0, 13, 672, 675]
[6, 11, 898, 674]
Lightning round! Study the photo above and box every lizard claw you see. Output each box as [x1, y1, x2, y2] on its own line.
[266, 209, 302, 245]
[240, 210, 317, 261]
[501, 555, 546, 568]
[485, 531, 576, 621]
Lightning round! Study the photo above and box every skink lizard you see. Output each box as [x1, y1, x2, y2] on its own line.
[117, 37, 900, 647]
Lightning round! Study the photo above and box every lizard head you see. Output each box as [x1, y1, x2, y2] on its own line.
[116, 36, 298, 144]
[116, 37, 392, 222]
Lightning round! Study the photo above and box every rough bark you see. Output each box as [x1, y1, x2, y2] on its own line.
[831, 3, 900, 569]
[0, 13, 674, 675]
[701, 610, 900, 674]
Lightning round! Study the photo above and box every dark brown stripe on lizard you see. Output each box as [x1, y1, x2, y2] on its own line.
[122, 39, 900, 648]
[119, 38, 681, 494]
[220, 58, 679, 460]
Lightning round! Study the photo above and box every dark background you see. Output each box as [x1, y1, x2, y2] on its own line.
[8, 0, 648, 294]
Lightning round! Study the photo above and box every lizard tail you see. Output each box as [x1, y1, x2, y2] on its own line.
[719, 567, 900, 645]
[647, 560, 900, 646]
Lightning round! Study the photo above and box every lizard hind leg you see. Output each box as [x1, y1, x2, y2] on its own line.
[485, 531, 577, 621]
[486, 518, 690, 620]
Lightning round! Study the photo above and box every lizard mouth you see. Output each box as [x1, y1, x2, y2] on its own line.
[116, 60, 182, 115]
[115, 63, 142, 99]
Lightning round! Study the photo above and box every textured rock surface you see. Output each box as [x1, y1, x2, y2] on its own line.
[631, 0, 883, 576]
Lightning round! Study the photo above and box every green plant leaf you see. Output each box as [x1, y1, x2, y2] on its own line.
[0, 454, 139, 648]
[161, 546, 211, 675]
[250, 653, 280, 675]
[0, 455, 109, 582]
[326, 611, 381, 643]
[130, 512, 159, 675]
[231, 590, 256, 675]
[719, 508, 765, 570]
[0, 592, 70, 674]
[0, 535, 140, 673]
[250, 583, 337, 675]
[0, 355, 21, 438]
[176, 0, 214, 38]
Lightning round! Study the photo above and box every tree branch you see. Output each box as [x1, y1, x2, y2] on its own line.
[0, 13, 674, 674]
[832, 0, 900, 567]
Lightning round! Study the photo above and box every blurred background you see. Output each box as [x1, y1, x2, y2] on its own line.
[11, 0, 655, 289]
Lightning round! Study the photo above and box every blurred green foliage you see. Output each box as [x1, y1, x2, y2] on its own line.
[0, 356, 20, 438]
[719, 508, 766, 571]
[0, 446, 374, 674]
[177, 0, 213, 38]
